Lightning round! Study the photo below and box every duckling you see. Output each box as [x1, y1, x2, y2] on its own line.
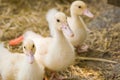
[66, 0, 94, 52]
[38, 11, 75, 71]
[35, 10, 75, 80]
[0, 39, 44, 80]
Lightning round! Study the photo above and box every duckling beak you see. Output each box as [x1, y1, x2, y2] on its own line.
[27, 52, 34, 64]
[62, 23, 74, 37]
[83, 9, 94, 18]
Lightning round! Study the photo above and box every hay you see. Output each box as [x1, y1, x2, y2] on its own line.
[87, 23, 120, 53]
[0, 0, 119, 80]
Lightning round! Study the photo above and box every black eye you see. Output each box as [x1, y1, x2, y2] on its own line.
[32, 44, 34, 48]
[78, 6, 81, 8]
[24, 46, 26, 49]
[57, 19, 60, 22]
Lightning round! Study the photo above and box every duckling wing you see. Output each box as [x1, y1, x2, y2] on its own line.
[79, 16, 91, 33]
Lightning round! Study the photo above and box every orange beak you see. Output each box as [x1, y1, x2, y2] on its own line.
[9, 35, 24, 46]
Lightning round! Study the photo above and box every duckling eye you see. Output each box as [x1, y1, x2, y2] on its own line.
[32, 44, 34, 48]
[57, 19, 60, 22]
[24, 46, 26, 49]
[78, 6, 81, 8]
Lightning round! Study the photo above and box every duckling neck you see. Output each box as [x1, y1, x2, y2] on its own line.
[54, 29, 65, 40]
[71, 13, 86, 29]
[71, 13, 79, 20]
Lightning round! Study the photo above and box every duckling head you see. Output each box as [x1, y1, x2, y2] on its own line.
[71, 0, 94, 18]
[54, 12, 74, 37]
[23, 39, 36, 64]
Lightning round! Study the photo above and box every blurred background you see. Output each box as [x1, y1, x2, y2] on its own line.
[0, 0, 120, 80]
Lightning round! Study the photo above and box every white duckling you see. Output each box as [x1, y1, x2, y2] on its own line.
[66, 0, 94, 52]
[0, 39, 44, 80]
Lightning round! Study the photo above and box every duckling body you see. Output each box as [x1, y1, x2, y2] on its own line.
[66, 1, 94, 48]
[67, 16, 88, 47]
[42, 29, 75, 71]
[17, 57, 44, 80]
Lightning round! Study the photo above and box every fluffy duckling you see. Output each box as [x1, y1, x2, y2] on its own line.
[66, 0, 94, 52]
[0, 39, 44, 80]
[39, 10, 75, 71]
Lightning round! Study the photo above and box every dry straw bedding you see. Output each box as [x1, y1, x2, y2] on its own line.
[0, 0, 119, 80]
